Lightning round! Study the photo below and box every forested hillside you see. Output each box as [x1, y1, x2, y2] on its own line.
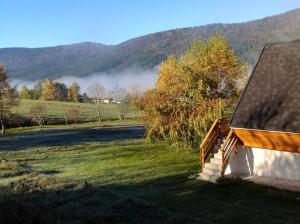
[1, 8, 300, 80]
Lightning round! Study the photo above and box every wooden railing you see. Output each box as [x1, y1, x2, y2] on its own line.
[221, 129, 240, 175]
[200, 118, 230, 169]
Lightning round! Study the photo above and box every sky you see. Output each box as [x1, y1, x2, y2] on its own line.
[1, 0, 300, 48]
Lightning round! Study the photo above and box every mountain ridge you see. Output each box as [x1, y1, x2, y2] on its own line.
[1, 8, 300, 80]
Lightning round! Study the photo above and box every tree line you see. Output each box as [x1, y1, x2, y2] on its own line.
[0, 62, 143, 133]
[19, 79, 81, 102]
[26, 83, 141, 127]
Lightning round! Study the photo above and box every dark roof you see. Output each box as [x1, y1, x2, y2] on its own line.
[231, 39, 300, 133]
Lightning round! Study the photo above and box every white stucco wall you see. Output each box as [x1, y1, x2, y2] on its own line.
[225, 146, 300, 180]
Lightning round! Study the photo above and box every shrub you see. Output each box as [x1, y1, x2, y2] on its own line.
[66, 107, 80, 124]
[7, 114, 31, 128]
[30, 103, 47, 126]
[137, 35, 247, 147]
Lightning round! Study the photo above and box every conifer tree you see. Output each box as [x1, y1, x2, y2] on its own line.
[54, 81, 68, 101]
[31, 81, 43, 100]
[19, 85, 31, 99]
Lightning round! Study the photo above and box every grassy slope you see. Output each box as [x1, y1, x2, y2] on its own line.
[12, 99, 143, 122]
[0, 126, 299, 223]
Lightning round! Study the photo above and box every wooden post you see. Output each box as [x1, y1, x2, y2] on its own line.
[201, 146, 205, 170]
[221, 129, 233, 175]
[221, 149, 225, 175]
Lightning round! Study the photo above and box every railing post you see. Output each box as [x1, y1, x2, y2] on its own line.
[217, 119, 220, 142]
[221, 129, 233, 175]
[221, 147, 225, 175]
[201, 146, 205, 169]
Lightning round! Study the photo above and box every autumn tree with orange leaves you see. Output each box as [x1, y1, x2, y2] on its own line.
[41, 79, 56, 101]
[137, 35, 247, 147]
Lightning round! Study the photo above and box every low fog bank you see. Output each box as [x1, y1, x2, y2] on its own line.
[12, 79, 35, 90]
[60, 67, 157, 93]
[12, 67, 158, 94]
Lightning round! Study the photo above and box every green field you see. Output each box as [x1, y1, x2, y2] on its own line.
[12, 99, 143, 123]
[5, 118, 144, 134]
[0, 124, 299, 224]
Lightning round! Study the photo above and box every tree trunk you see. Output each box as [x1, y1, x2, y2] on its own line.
[98, 112, 101, 122]
[0, 90, 3, 134]
[1, 120, 5, 134]
[119, 113, 124, 120]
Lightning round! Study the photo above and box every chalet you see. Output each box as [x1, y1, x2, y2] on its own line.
[198, 39, 300, 182]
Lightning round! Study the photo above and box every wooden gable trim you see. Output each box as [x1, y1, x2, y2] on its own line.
[232, 128, 300, 153]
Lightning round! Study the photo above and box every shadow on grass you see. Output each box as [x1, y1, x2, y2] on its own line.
[0, 125, 145, 151]
[0, 170, 32, 179]
[1, 174, 300, 224]
[38, 170, 61, 175]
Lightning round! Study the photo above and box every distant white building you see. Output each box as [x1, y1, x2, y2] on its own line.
[112, 99, 122, 104]
[101, 98, 113, 104]
[91, 98, 115, 104]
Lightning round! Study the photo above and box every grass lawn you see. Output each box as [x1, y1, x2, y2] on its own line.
[0, 125, 300, 223]
[12, 99, 143, 122]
